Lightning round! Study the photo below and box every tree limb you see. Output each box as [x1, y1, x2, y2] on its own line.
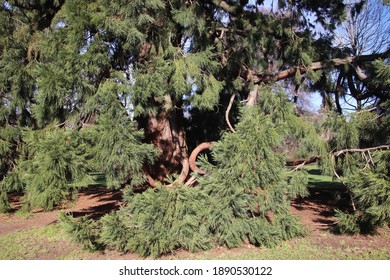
[252, 50, 390, 84]
[287, 156, 320, 170]
[225, 93, 236, 132]
[246, 84, 259, 106]
[287, 145, 390, 168]
[210, 0, 239, 15]
[177, 158, 190, 184]
[333, 145, 390, 157]
[146, 158, 189, 188]
[189, 142, 213, 175]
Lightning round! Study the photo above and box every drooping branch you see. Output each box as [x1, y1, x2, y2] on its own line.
[251, 50, 390, 84]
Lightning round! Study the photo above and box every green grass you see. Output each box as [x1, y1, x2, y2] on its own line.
[1, 225, 389, 260]
[304, 165, 344, 190]
[0, 224, 84, 260]
[88, 172, 107, 186]
[164, 236, 390, 260]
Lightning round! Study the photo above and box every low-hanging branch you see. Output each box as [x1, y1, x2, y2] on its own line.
[333, 145, 390, 157]
[286, 156, 320, 169]
[288, 144, 390, 169]
[188, 142, 390, 176]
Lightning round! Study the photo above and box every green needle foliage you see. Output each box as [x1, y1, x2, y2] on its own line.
[336, 150, 390, 234]
[326, 102, 390, 234]
[61, 185, 213, 257]
[61, 89, 322, 257]
[1, 0, 389, 257]
[197, 91, 317, 248]
[17, 127, 92, 211]
[59, 212, 103, 252]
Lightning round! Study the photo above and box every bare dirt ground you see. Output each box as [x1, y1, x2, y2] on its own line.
[290, 189, 390, 255]
[0, 186, 389, 259]
[0, 186, 122, 236]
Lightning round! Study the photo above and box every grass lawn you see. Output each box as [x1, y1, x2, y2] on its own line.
[304, 165, 344, 191]
[0, 224, 389, 260]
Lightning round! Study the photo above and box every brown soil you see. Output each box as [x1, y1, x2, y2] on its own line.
[0, 186, 389, 259]
[0, 186, 122, 236]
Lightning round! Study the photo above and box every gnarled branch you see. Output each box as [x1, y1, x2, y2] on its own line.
[146, 158, 189, 188]
[225, 93, 236, 132]
[189, 142, 213, 175]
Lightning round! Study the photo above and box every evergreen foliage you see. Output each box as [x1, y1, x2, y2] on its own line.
[61, 89, 321, 257]
[196, 91, 315, 248]
[61, 185, 213, 257]
[325, 106, 390, 234]
[1, 0, 389, 256]
[59, 212, 103, 251]
[336, 151, 390, 234]
[16, 128, 92, 211]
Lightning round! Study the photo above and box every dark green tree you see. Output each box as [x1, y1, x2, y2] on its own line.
[1, 0, 389, 254]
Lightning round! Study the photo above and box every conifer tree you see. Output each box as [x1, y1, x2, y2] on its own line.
[1, 0, 389, 254]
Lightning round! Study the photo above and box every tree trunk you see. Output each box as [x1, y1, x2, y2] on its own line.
[142, 109, 188, 183]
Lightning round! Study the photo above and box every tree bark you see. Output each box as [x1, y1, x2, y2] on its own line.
[246, 84, 259, 106]
[225, 93, 236, 132]
[142, 109, 189, 183]
[189, 142, 213, 175]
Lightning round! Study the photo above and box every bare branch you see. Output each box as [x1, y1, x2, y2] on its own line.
[225, 93, 236, 132]
[286, 156, 320, 167]
[246, 84, 259, 106]
[333, 145, 390, 157]
[287, 156, 320, 172]
[287, 145, 390, 168]
[177, 158, 189, 184]
[252, 50, 390, 84]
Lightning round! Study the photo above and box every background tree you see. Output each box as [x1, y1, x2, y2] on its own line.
[315, 0, 390, 113]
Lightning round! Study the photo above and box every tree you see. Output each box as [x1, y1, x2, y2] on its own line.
[1, 0, 389, 255]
